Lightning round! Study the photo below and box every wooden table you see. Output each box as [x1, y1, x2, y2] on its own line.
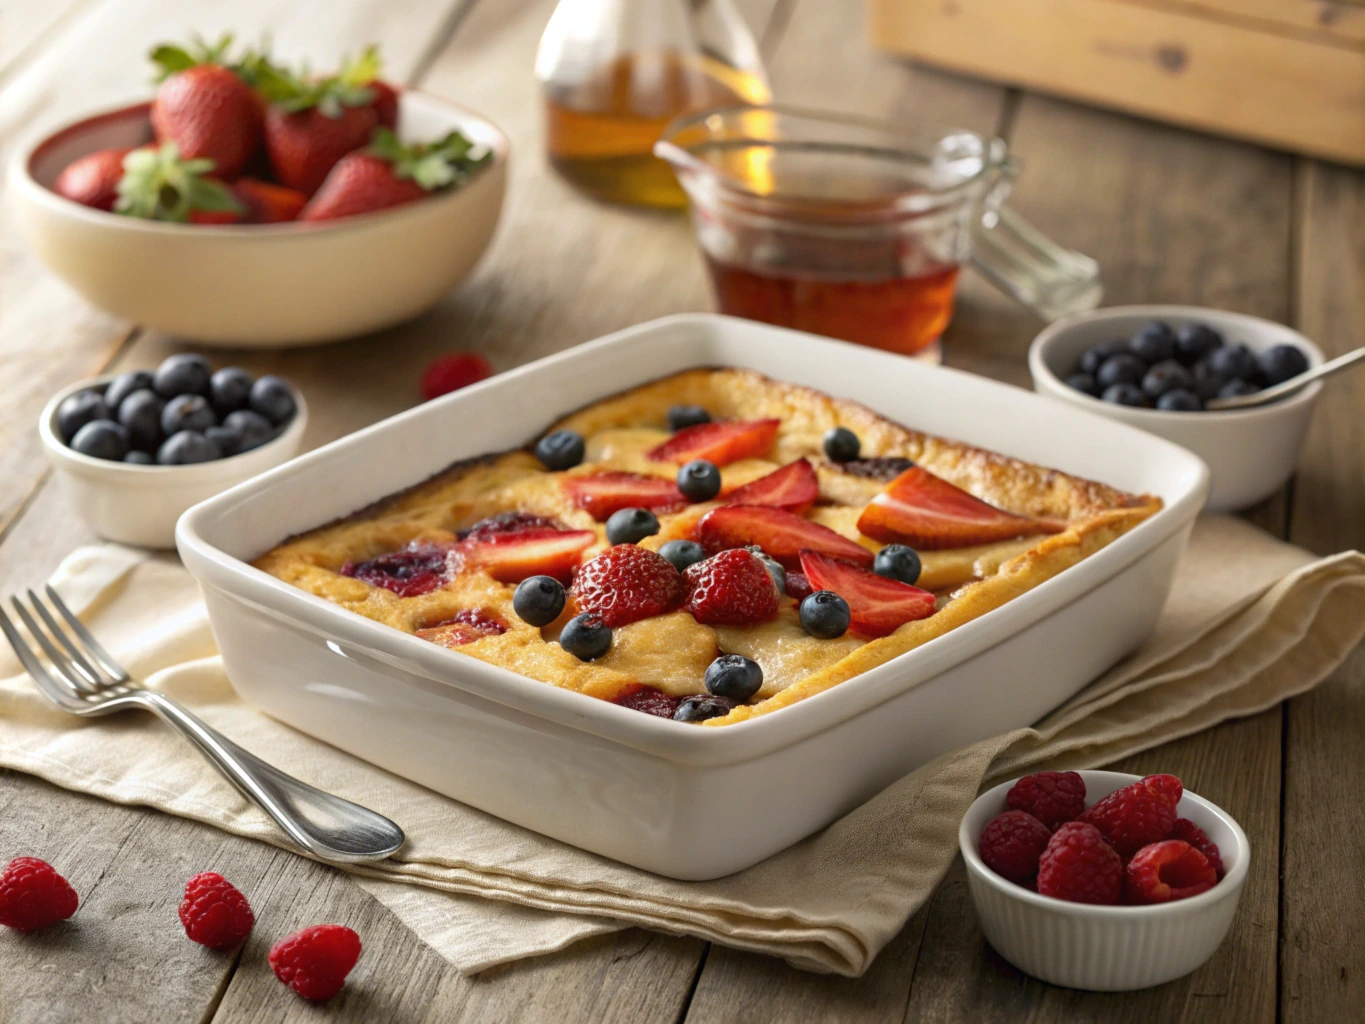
[1, 1, 1361, 1021]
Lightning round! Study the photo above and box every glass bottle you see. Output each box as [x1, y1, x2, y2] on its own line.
[535, 0, 771, 209]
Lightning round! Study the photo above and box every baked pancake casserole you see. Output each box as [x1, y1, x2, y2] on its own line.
[256, 368, 1162, 727]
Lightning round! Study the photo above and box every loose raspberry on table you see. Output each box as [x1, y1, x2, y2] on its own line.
[269, 924, 362, 1001]
[0, 857, 79, 931]
[1036, 822, 1123, 905]
[1141, 773, 1183, 806]
[1125, 839, 1218, 904]
[1169, 818, 1225, 879]
[978, 810, 1053, 885]
[683, 548, 780, 626]
[570, 544, 685, 627]
[178, 872, 255, 950]
[419, 352, 492, 401]
[1005, 771, 1087, 830]
[1078, 779, 1179, 858]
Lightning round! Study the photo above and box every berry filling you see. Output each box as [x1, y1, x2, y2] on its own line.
[341, 543, 454, 597]
[416, 608, 508, 647]
[610, 684, 683, 718]
[460, 512, 566, 540]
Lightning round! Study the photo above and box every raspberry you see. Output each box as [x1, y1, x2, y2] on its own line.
[1078, 779, 1179, 858]
[570, 544, 684, 627]
[1142, 774, 1183, 805]
[978, 811, 1053, 884]
[784, 570, 813, 601]
[0, 857, 79, 930]
[269, 924, 362, 1001]
[178, 872, 254, 950]
[683, 548, 780, 626]
[341, 543, 454, 598]
[1036, 822, 1123, 905]
[419, 352, 492, 401]
[1125, 840, 1217, 904]
[1169, 818, 1225, 879]
[611, 684, 682, 718]
[1005, 770, 1087, 829]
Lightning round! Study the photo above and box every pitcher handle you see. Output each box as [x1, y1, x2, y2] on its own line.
[971, 203, 1103, 322]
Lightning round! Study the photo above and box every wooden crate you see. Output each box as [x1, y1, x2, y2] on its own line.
[868, 0, 1365, 167]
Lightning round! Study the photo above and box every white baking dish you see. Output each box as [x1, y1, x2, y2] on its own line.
[177, 314, 1210, 879]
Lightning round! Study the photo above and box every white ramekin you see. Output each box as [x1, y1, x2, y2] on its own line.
[961, 770, 1250, 991]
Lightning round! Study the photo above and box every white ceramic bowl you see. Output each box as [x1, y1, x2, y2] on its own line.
[961, 770, 1250, 991]
[8, 92, 508, 347]
[41, 374, 308, 549]
[1029, 306, 1323, 513]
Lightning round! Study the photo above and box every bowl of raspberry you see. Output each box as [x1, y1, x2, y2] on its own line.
[959, 769, 1249, 991]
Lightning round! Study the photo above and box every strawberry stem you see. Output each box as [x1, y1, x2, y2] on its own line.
[115, 144, 241, 223]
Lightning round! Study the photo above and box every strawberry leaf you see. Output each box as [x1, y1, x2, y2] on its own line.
[369, 128, 491, 192]
[115, 143, 242, 223]
[148, 33, 235, 81]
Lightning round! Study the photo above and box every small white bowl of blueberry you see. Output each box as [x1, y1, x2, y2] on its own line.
[1030, 306, 1323, 512]
[40, 353, 307, 549]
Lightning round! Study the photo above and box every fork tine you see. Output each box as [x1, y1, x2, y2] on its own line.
[0, 606, 86, 711]
[26, 589, 112, 687]
[8, 597, 100, 696]
[45, 584, 129, 682]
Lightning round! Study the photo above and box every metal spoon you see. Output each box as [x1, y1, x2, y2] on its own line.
[1206, 347, 1365, 411]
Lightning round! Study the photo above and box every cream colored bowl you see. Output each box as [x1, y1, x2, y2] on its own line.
[9, 92, 508, 347]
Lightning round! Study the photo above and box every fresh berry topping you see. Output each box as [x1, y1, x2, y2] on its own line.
[704, 653, 764, 702]
[178, 872, 254, 950]
[162, 393, 217, 435]
[784, 571, 813, 600]
[416, 609, 507, 647]
[799, 550, 936, 638]
[1157, 389, 1202, 412]
[1102, 382, 1151, 407]
[1066, 372, 1100, 397]
[1168, 818, 1225, 879]
[698, 505, 874, 569]
[54, 147, 133, 211]
[673, 694, 735, 722]
[677, 459, 722, 502]
[1096, 353, 1147, 390]
[420, 352, 493, 401]
[342, 543, 453, 597]
[561, 472, 684, 521]
[513, 575, 567, 626]
[208, 367, 253, 416]
[1078, 778, 1179, 858]
[1206, 343, 1258, 382]
[268, 924, 362, 1001]
[799, 590, 851, 639]
[535, 429, 586, 471]
[1005, 771, 1087, 830]
[658, 539, 707, 573]
[857, 466, 1067, 550]
[154, 353, 212, 398]
[0, 857, 79, 931]
[249, 375, 297, 425]
[1175, 323, 1223, 365]
[667, 404, 711, 431]
[978, 810, 1053, 885]
[1125, 840, 1218, 904]
[682, 548, 780, 627]
[611, 684, 682, 718]
[605, 507, 661, 545]
[836, 457, 916, 480]
[1078, 337, 1130, 376]
[454, 526, 595, 585]
[747, 547, 786, 593]
[722, 459, 819, 512]
[158, 430, 222, 464]
[646, 418, 780, 466]
[1258, 343, 1309, 386]
[1036, 822, 1124, 905]
[461, 512, 564, 541]
[57, 389, 113, 443]
[872, 544, 922, 586]
[570, 544, 684, 627]
[822, 426, 860, 462]
[1141, 773, 1183, 805]
[1131, 321, 1177, 364]
[558, 612, 612, 660]
[71, 420, 130, 461]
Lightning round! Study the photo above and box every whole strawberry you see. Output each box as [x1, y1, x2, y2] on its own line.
[115, 143, 242, 223]
[53, 147, 134, 210]
[1077, 776, 1179, 858]
[570, 544, 685, 627]
[178, 872, 254, 949]
[149, 36, 262, 180]
[1005, 770, 1086, 830]
[232, 178, 307, 223]
[269, 924, 362, 1001]
[683, 548, 780, 626]
[1036, 822, 1123, 905]
[0, 857, 79, 930]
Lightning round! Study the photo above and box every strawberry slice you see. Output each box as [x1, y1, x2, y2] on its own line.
[696, 505, 873, 569]
[799, 550, 936, 637]
[722, 459, 819, 512]
[647, 419, 780, 466]
[857, 466, 1067, 550]
[561, 472, 686, 522]
[454, 528, 595, 584]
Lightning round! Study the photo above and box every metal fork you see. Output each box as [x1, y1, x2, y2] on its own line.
[1, 585, 404, 863]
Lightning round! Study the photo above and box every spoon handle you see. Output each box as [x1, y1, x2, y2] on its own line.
[1207, 346, 1365, 410]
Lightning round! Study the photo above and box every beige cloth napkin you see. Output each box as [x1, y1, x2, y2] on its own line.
[3, 516, 1364, 977]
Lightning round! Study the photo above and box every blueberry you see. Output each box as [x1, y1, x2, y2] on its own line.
[1101, 383, 1150, 408]
[1156, 388, 1202, 412]
[1206, 344, 1258, 382]
[1193, 363, 1229, 401]
[823, 426, 860, 462]
[559, 612, 611, 661]
[746, 546, 785, 593]
[70, 419, 129, 461]
[156, 430, 222, 465]
[799, 590, 851, 639]
[123, 449, 155, 465]
[104, 370, 155, 412]
[605, 507, 660, 545]
[1217, 378, 1261, 400]
[161, 393, 217, 435]
[1096, 354, 1147, 390]
[56, 389, 112, 443]
[1066, 372, 1100, 397]
[673, 694, 736, 722]
[1141, 360, 1195, 400]
[117, 388, 165, 451]
[659, 539, 706, 573]
[1257, 344, 1309, 387]
[677, 459, 721, 502]
[223, 409, 274, 452]
[153, 353, 212, 398]
[704, 653, 764, 702]
[206, 424, 245, 456]
[1078, 338, 1130, 375]
[210, 366, 254, 416]
[1131, 321, 1176, 364]
[513, 575, 566, 627]
[534, 429, 585, 470]
[1174, 323, 1223, 365]
[667, 404, 711, 431]
[248, 375, 297, 425]
[873, 544, 922, 586]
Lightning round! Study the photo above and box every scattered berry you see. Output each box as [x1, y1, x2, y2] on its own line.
[979, 810, 1053, 885]
[342, 542, 453, 597]
[1005, 770, 1087, 830]
[704, 653, 763, 702]
[570, 544, 684, 627]
[667, 404, 711, 431]
[672, 694, 735, 723]
[658, 539, 707, 573]
[179, 872, 254, 950]
[647, 418, 780, 466]
[748, 547, 786, 593]
[0, 857, 79, 930]
[512, 575, 566, 627]
[561, 471, 684, 520]
[1078, 778, 1179, 858]
[698, 504, 873, 568]
[873, 544, 922, 586]
[799, 550, 935, 637]
[1036, 822, 1124, 905]
[419, 352, 492, 401]
[269, 924, 362, 1001]
[1125, 840, 1217, 904]
[799, 590, 851, 639]
[534, 430, 586, 471]
[784, 570, 813, 601]
[822, 426, 860, 462]
[605, 507, 661, 545]
[611, 684, 682, 718]
[1169, 818, 1225, 879]
[559, 613, 612, 660]
[683, 548, 780, 627]
[676, 459, 722, 502]
[722, 459, 819, 512]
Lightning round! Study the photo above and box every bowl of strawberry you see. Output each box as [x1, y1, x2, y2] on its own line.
[8, 36, 508, 347]
[959, 769, 1249, 991]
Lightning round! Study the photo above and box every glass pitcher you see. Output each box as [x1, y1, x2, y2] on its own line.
[655, 105, 1103, 358]
[535, 0, 771, 209]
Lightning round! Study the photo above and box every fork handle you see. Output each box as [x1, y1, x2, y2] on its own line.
[132, 690, 404, 863]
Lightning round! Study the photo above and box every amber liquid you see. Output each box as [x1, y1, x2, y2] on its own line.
[545, 52, 770, 209]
